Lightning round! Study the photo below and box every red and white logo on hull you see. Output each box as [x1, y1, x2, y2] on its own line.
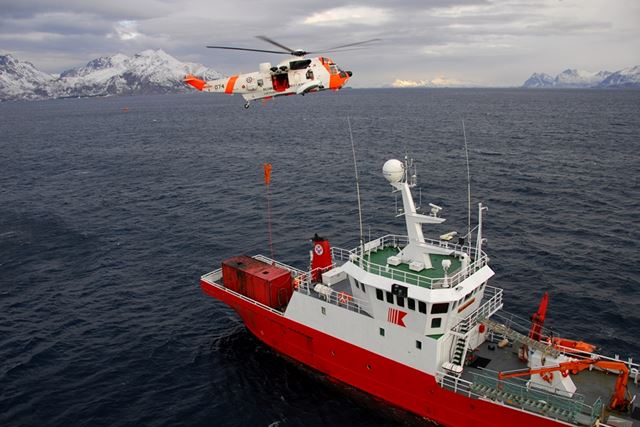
[387, 308, 407, 327]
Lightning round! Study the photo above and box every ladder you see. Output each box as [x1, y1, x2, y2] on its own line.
[452, 323, 470, 366]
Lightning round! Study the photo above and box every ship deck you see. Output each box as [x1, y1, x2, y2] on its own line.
[462, 337, 640, 426]
[362, 246, 462, 288]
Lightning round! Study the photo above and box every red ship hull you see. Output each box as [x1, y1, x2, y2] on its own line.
[201, 280, 568, 427]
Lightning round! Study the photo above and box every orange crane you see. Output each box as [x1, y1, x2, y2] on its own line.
[498, 358, 631, 412]
[519, 292, 549, 361]
[520, 293, 596, 361]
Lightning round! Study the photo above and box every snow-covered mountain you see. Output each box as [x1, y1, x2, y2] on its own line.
[0, 54, 54, 100]
[389, 77, 473, 88]
[553, 69, 611, 88]
[522, 72, 554, 88]
[0, 50, 221, 101]
[522, 67, 639, 88]
[599, 66, 640, 88]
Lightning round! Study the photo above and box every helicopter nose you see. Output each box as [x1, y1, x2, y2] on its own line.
[346, 71, 353, 77]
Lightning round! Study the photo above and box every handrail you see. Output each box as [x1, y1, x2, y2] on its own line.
[436, 369, 599, 424]
[492, 310, 640, 372]
[200, 269, 286, 316]
[352, 234, 479, 259]
[295, 282, 369, 315]
[452, 286, 503, 333]
[332, 234, 489, 290]
[292, 272, 371, 316]
[252, 254, 305, 276]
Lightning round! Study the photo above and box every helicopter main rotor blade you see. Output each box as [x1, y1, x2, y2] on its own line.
[255, 35, 297, 54]
[322, 38, 381, 51]
[206, 46, 291, 54]
[307, 47, 373, 55]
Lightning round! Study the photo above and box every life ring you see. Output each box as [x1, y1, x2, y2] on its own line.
[338, 292, 352, 304]
[541, 372, 554, 383]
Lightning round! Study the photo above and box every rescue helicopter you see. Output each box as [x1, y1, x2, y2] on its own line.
[184, 35, 379, 108]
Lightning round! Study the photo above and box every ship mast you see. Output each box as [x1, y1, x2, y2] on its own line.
[383, 158, 445, 269]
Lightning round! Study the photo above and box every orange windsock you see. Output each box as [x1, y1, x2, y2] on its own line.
[263, 163, 272, 185]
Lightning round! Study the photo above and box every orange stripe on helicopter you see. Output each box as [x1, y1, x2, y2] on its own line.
[225, 75, 239, 94]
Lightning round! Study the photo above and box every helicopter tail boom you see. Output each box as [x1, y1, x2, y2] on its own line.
[184, 74, 240, 94]
[184, 74, 207, 91]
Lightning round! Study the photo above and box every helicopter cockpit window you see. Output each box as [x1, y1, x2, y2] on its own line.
[330, 65, 338, 75]
[289, 59, 311, 70]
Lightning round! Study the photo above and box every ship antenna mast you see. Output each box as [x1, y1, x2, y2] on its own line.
[348, 117, 365, 265]
[263, 163, 275, 261]
[462, 119, 472, 253]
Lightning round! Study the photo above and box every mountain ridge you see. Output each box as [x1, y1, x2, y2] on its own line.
[522, 66, 639, 88]
[0, 50, 221, 101]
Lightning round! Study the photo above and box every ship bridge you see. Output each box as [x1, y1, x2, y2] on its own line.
[284, 157, 499, 367]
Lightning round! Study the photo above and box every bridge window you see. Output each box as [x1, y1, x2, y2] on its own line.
[386, 291, 394, 303]
[416, 340, 422, 350]
[379, 327, 385, 337]
[408, 298, 416, 310]
[431, 318, 442, 328]
[418, 301, 427, 314]
[361, 283, 366, 293]
[321, 307, 326, 315]
[376, 289, 383, 300]
[397, 296, 405, 307]
[431, 303, 449, 314]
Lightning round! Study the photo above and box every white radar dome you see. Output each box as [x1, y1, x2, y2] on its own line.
[382, 159, 405, 183]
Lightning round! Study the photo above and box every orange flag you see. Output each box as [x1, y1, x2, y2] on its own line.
[263, 163, 272, 185]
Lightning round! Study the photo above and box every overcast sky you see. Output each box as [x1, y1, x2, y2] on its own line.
[1, 0, 639, 86]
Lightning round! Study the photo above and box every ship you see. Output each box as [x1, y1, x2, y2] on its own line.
[200, 156, 639, 426]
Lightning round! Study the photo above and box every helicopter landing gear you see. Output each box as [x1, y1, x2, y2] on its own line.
[244, 102, 250, 109]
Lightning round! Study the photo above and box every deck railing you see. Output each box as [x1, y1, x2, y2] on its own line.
[452, 286, 503, 333]
[490, 310, 640, 373]
[436, 369, 598, 425]
[337, 234, 489, 289]
[291, 263, 371, 316]
[200, 269, 287, 316]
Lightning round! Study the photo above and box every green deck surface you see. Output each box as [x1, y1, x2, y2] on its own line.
[363, 246, 462, 288]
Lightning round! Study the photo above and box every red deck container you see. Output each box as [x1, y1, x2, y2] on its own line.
[221, 255, 293, 309]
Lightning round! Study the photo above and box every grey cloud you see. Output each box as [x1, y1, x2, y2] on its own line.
[1, 0, 638, 86]
[1, 0, 172, 20]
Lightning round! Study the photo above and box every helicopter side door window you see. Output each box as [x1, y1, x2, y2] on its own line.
[289, 59, 311, 70]
[306, 69, 314, 80]
[257, 79, 263, 87]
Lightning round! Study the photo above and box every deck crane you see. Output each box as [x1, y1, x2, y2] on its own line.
[520, 292, 596, 361]
[498, 358, 632, 412]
